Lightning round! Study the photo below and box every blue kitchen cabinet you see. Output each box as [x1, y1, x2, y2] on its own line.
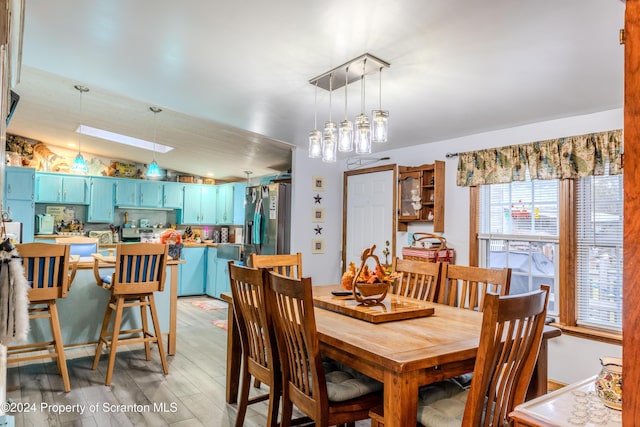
[138, 181, 163, 207]
[162, 182, 184, 209]
[178, 246, 206, 296]
[4, 167, 35, 242]
[181, 185, 217, 224]
[35, 173, 88, 204]
[216, 183, 247, 225]
[205, 247, 218, 297]
[114, 179, 138, 206]
[215, 257, 230, 297]
[87, 177, 115, 223]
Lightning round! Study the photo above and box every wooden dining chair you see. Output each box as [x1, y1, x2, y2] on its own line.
[391, 258, 442, 301]
[92, 243, 169, 386]
[370, 285, 550, 427]
[228, 262, 281, 427]
[437, 264, 512, 311]
[8, 243, 75, 392]
[250, 252, 303, 278]
[266, 270, 382, 427]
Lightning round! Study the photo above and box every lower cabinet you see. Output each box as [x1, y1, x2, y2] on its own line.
[178, 247, 206, 296]
[215, 257, 232, 297]
[205, 247, 218, 297]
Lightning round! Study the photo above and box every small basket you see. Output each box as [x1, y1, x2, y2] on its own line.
[352, 245, 391, 304]
[402, 233, 455, 263]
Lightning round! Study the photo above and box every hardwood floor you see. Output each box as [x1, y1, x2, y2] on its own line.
[5, 296, 371, 426]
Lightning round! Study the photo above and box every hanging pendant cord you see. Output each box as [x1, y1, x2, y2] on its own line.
[361, 58, 367, 114]
[344, 67, 349, 120]
[328, 73, 333, 123]
[314, 80, 319, 130]
[379, 67, 383, 109]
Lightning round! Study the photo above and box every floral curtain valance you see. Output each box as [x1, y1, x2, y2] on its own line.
[456, 129, 623, 187]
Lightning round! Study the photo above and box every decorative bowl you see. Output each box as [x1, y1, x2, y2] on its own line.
[351, 244, 393, 305]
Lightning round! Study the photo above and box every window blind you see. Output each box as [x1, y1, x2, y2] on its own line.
[576, 173, 623, 331]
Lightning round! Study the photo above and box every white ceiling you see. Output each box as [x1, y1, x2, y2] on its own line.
[7, 0, 625, 181]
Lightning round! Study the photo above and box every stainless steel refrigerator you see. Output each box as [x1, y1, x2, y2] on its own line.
[244, 183, 291, 256]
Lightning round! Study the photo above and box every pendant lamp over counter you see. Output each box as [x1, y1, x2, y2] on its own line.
[146, 107, 162, 178]
[71, 85, 89, 174]
[307, 53, 390, 160]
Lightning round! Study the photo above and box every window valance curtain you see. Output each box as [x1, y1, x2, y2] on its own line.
[456, 129, 623, 186]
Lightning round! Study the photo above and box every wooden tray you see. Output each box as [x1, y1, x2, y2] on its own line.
[313, 294, 435, 323]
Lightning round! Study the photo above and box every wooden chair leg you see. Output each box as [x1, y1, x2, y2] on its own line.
[266, 378, 281, 427]
[280, 393, 293, 427]
[48, 301, 70, 392]
[148, 294, 168, 375]
[235, 354, 252, 427]
[105, 297, 125, 386]
[140, 296, 151, 361]
[93, 297, 114, 370]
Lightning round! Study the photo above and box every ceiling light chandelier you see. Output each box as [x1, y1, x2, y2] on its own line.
[71, 85, 89, 173]
[322, 73, 337, 162]
[354, 58, 371, 154]
[308, 81, 322, 158]
[338, 67, 353, 152]
[372, 67, 389, 143]
[146, 107, 162, 177]
[308, 53, 390, 160]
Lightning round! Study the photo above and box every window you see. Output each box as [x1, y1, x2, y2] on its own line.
[478, 177, 559, 315]
[477, 171, 624, 334]
[576, 173, 623, 332]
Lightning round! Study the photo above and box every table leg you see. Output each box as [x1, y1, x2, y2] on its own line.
[527, 339, 549, 400]
[225, 303, 241, 404]
[168, 264, 178, 355]
[383, 371, 419, 427]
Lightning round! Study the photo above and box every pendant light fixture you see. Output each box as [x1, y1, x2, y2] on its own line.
[322, 73, 337, 162]
[372, 67, 389, 143]
[307, 53, 389, 159]
[71, 85, 89, 173]
[355, 58, 372, 154]
[308, 81, 322, 158]
[146, 107, 162, 177]
[338, 67, 353, 152]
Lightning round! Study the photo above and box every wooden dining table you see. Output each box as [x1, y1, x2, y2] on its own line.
[222, 285, 561, 427]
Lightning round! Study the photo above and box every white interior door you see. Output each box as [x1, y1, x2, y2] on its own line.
[344, 166, 396, 270]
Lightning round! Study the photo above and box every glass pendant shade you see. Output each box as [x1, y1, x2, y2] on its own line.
[147, 160, 161, 177]
[71, 152, 88, 173]
[355, 114, 372, 154]
[372, 110, 389, 143]
[309, 129, 322, 158]
[322, 121, 337, 162]
[338, 119, 354, 152]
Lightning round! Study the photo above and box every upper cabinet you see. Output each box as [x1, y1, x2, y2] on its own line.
[216, 183, 247, 225]
[87, 177, 115, 223]
[4, 167, 35, 242]
[35, 173, 88, 204]
[162, 182, 184, 209]
[114, 179, 162, 208]
[182, 184, 217, 224]
[398, 161, 445, 232]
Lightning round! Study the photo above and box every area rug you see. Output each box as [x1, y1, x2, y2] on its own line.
[212, 320, 228, 330]
[191, 300, 228, 311]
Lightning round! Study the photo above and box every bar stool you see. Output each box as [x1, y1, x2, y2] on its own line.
[92, 243, 169, 385]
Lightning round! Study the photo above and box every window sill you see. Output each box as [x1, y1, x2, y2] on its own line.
[550, 323, 622, 345]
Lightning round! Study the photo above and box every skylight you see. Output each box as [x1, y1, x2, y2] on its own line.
[76, 125, 174, 154]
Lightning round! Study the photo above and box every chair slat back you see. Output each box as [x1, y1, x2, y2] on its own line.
[112, 243, 168, 295]
[391, 258, 441, 301]
[229, 262, 278, 374]
[463, 285, 550, 426]
[266, 271, 327, 420]
[250, 253, 303, 278]
[438, 265, 511, 311]
[15, 243, 71, 301]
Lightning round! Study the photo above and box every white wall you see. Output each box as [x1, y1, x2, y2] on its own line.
[291, 108, 623, 384]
